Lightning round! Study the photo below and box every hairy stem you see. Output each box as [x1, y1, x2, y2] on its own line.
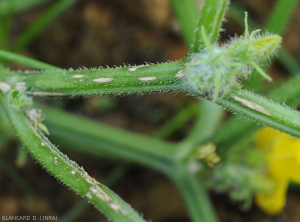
[21, 61, 184, 96]
[0, 92, 145, 222]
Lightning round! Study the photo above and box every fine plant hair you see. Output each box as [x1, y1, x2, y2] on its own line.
[0, 0, 299, 221]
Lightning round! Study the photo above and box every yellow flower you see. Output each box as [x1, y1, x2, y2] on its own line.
[254, 127, 300, 214]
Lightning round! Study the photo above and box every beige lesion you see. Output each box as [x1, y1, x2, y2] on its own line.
[0, 82, 11, 93]
[175, 70, 185, 78]
[234, 96, 271, 116]
[92, 77, 113, 83]
[71, 74, 85, 78]
[138, 76, 157, 81]
[83, 172, 125, 214]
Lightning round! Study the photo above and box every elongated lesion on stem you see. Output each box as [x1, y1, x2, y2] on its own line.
[233, 96, 271, 116]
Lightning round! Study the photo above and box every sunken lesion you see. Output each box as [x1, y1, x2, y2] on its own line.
[0, 82, 11, 93]
[138, 76, 157, 82]
[92, 77, 114, 83]
[234, 96, 271, 116]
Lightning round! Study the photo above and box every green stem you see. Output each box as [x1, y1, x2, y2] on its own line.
[22, 61, 184, 96]
[170, 165, 218, 222]
[212, 74, 300, 157]
[182, 100, 223, 146]
[219, 89, 300, 138]
[0, 92, 145, 222]
[38, 104, 216, 222]
[37, 103, 179, 173]
[176, 100, 223, 161]
[153, 103, 199, 139]
[36, 104, 219, 222]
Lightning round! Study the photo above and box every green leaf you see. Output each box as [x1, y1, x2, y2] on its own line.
[0, 49, 59, 70]
[191, 0, 230, 52]
[171, 0, 199, 46]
